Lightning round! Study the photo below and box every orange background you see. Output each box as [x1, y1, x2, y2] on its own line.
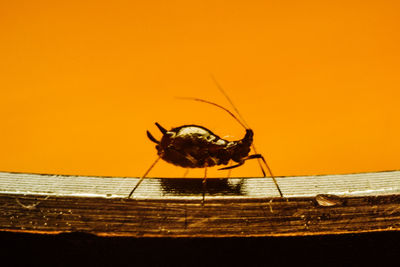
[0, 0, 399, 178]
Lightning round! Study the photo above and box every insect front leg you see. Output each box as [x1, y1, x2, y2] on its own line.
[128, 156, 161, 198]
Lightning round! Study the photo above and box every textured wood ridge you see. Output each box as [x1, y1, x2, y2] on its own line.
[0, 170, 399, 237]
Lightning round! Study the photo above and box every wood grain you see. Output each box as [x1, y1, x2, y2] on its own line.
[0, 170, 399, 237]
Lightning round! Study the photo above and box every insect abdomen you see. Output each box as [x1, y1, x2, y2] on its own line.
[157, 126, 232, 168]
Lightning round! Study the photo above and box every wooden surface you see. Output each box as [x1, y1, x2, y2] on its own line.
[0, 170, 399, 237]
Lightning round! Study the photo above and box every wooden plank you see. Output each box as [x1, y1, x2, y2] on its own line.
[0, 170, 399, 237]
[1, 194, 400, 237]
[0, 170, 399, 199]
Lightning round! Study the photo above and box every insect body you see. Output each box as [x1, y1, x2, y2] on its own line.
[128, 77, 283, 199]
[147, 123, 256, 170]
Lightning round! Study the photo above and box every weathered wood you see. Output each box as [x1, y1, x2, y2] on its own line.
[1, 170, 399, 198]
[1, 194, 400, 237]
[0, 171, 399, 237]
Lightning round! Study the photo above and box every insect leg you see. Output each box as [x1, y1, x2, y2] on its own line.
[252, 154, 283, 197]
[250, 145, 283, 197]
[218, 154, 262, 171]
[146, 131, 159, 144]
[202, 167, 207, 205]
[226, 162, 232, 178]
[218, 154, 283, 197]
[128, 156, 161, 198]
[218, 161, 244, 170]
[183, 168, 189, 178]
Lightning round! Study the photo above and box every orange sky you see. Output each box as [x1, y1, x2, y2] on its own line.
[0, 0, 399, 178]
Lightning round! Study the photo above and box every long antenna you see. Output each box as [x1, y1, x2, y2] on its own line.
[176, 97, 248, 130]
[209, 75, 283, 197]
[210, 74, 250, 129]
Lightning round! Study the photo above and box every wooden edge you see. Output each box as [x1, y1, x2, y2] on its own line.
[1, 170, 399, 199]
[1, 193, 400, 237]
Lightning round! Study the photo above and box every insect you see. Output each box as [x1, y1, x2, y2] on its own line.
[128, 77, 283, 200]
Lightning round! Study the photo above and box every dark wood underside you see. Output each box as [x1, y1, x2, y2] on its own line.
[2, 193, 400, 237]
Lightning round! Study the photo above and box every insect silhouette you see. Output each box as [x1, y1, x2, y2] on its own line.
[128, 77, 283, 200]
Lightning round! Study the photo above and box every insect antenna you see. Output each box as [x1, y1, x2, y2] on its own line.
[210, 74, 251, 129]
[179, 76, 283, 197]
[176, 97, 248, 130]
[209, 76, 283, 196]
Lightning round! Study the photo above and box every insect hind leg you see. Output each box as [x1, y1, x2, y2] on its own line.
[217, 154, 260, 171]
[255, 154, 283, 197]
[218, 154, 284, 198]
[218, 161, 244, 171]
